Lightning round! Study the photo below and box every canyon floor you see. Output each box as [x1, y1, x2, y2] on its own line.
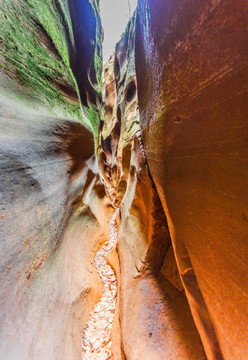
[82, 208, 119, 360]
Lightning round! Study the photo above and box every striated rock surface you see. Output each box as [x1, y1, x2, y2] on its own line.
[1, 0, 248, 359]
[135, 0, 248, 359]
[0, 1, 109, 359]
[100, 14, 206, 360]
[98, 2, 248, 359]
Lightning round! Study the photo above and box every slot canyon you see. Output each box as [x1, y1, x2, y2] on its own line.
[0, 0, 248, 359]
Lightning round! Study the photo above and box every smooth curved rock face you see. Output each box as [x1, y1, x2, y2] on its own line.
[0, 1, 108, 359]
[116, 138, 206, 360]
[100, 15, 206, 360]
[2, 0, 248, 359]
[136, 0, 248, 359]
[69, 0, 103, 135]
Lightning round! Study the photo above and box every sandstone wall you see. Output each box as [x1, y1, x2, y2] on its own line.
[100, 14, 206, 360]
[1, 1, 248, 359]
[135, 0, 248, 359]
[0, 1, 109, 359]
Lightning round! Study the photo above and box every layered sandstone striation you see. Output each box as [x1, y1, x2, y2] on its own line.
[99, 14, 206, 360]
[99, 1, 248, 359]
[0, 1, 111, 359]
[1, 1, 248, 360]
[135, 0, 248, 359]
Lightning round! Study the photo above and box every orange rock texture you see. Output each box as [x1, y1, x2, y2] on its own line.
[99, 1, 248, 359]
[135, 0, 248, 359]
[1, 0, 248, 360]
[99, 14, 205, 360]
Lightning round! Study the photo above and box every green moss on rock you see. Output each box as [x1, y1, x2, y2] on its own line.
[0, 0, 80, 119]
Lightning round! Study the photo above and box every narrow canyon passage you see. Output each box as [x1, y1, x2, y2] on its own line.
[0, 1, 248, 360]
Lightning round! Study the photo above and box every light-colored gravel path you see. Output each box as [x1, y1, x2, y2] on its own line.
[82, 207, 119, 360]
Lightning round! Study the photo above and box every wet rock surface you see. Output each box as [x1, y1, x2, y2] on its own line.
[82, 208, 119, 360]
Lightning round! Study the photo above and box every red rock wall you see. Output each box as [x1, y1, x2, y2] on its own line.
[2, 0, 248, 359]
[100, 14, 206, 360]
[135, 0, 248, 359]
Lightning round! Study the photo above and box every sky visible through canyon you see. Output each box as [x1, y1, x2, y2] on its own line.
[100, 0, 138, 63]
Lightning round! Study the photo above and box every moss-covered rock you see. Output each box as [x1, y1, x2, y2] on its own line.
[0, 0, 82, 118]
[0, 1, 105, 359]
